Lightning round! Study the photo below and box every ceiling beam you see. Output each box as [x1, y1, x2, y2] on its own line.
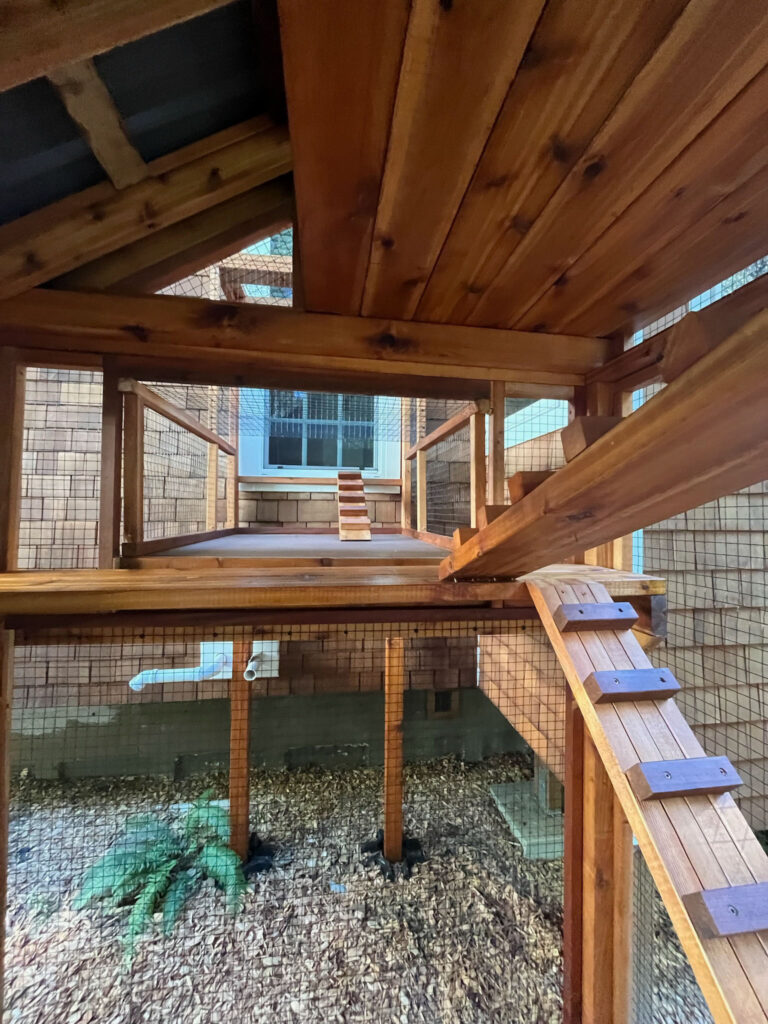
[0, 288, 611, 392]
[440, 308, 768, 578]
[47, 59, 148, 189]
[50, 177, 294, 294]
[0, 118, 291, 299]
[0, 0, 234, 93]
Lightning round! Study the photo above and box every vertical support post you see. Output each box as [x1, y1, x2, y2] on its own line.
[99, 362, 123, 567]
[226, 454, 237, 529]
[613, 794, 633, 1024]
[416, 449, 427, 533]
[229, 388, 240, 528]
[401, 397, 412, 530]
[205, 443, 218, 530]
[122, 390, 144, 547]
[383, 637, 405, 863]
[229, 639, 251, 860]
[469, 411, 486, 529]
[0, 625, 13, 1013]
[563, 691, 584, 1024]
[488, 380, 506, 505]
[0, 351, 25, 571]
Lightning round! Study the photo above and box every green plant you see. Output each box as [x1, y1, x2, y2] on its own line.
[73, 791, 247, 963]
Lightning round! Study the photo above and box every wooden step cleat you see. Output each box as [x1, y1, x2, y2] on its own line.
[683, 882, 768, 938]
[507, 471, 555, 505]
[626, 756, 742, 801]
[477, 504, 507, 529]
[560, 415, 623, 462]
[584, 668, 680, 704]
[340, 505, 368, 516]
[553, 602, 638, 632]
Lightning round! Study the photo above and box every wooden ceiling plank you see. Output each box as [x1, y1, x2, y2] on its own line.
[415, 0, 687, 325]
[277, 0, 410, 315]
[47, 59, 148, 189]
[522, 66, 768, 334]
[51, 178, 294, 294]
[360, 0, 544, 321]
[440, 308, 768, 579]
[0, 119, 291, 299]
[0, 0, 234, 93]
[464, 0, 768, 329]
[0, 287, 611, 386]
[569, 161, 768, 339]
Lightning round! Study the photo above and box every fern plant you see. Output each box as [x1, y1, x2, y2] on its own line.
[73, 791, 247, 963]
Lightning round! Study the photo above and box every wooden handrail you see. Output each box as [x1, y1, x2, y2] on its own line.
[119, 379, 237, 455]
[405, 399, 488, 460]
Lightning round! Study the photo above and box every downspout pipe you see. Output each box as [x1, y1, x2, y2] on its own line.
[129, 653, 229, 692]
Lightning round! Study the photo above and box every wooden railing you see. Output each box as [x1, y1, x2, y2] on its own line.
[118, 379, 238, 558]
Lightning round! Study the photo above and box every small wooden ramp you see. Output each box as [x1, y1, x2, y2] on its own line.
[526, 570, 768, 1024]
[337, 470, 371, 541]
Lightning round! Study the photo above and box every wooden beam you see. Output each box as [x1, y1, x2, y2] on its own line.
[0, 0, 234, 93]
[488, 381, 506, 504]
[415, 450, 427, 532]
[206, 444, 219, 531]
[442, 309, 768, 578]
[122, 390, 144, 547]
[98, 362, 122, 568]
[469, 411, 487, 529]
[383, 637, 405, 862]
[0, 627, 11, 1014]
[0, 352, 25, 572]
[0, 119, 291, 299]
[278, 0, 409, 314]
[360, 0, 544, 320]
[52, 179, 294, 295]
[48, 59, 148, 189]
[563, 692, 584, 1024]
[229, 639, 251, 860]
[0, 289, 610, 391]
[400, 397, 412, 530]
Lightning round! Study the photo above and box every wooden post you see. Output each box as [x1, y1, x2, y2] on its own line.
[469, 410, 486, 528]
[229, 387, 240, 528]
[229, 639, 251, 860]
[0, 352, 25, 571]
[415, 449, 427, 533]
[122, 390, 144, 546]
[488, 380, 506, 505]
[0, 625, 12, 1012]
[401, 397, 412, 530]
[613, 794, 634, 1024]
[226, 453, 237, 528]
[99, 362, 123, 567]
[205, 443, 218, 530]
[383, 637, 405, 863]
[563, 691, 584, 1024]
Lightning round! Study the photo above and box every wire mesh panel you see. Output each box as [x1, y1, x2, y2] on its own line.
[425, 425, 471, 536]
[503, 399, 569, 500]
[19, 368, 103, 569]
[6, 617, 566, 1023]
[143, 406, 209, 541]
[631, 850, 714, 1024]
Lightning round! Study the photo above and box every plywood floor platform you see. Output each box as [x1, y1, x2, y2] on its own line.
[121, 532, 444, 569]
[0, 564, 664, 619]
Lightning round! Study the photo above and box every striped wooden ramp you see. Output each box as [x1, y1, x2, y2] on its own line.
[337, 470, 371, 541]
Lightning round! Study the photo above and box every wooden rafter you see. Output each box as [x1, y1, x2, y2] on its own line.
[0, 0, 233, 93]
[0, 118, 291, 299]
[48, 59, 148, 190]
[0, 289, 611, 392]
[441, 309, 768, 578]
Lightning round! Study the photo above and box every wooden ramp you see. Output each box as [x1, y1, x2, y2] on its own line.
[337, 470, 371, 541]
[526, 570, 768, 1024]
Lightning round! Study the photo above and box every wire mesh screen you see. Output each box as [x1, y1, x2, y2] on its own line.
[426, 425, 471, 536]
[143, 406, 209, 541]
[631, 849, 714, 1024]
[19, 368, 102, 569]
[503, 399, 569, 500]
[7, 618, 566, 1023]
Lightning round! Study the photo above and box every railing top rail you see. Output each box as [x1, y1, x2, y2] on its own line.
[119, 378, 237, 455]
[405, 399, 488, 460]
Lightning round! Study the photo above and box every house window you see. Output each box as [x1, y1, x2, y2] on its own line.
[267, 391, 375, 469]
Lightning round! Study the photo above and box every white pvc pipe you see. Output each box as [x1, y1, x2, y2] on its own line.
[244, 653, 264, 682]
[128, 653, 229, 692]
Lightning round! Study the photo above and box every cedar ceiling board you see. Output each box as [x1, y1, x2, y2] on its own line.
[0, 119, 291, 299]
[463, 0, 768, 330]
[523, 65, 768, 334]
[415, 0, 687, 325]
[277, 0, 410, 315]
[0, 0, 233, 93]
[570, 160, 768, 339]
[360, 0, 544, 321]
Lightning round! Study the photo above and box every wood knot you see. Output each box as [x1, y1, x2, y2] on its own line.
[583, 158, 605, 180]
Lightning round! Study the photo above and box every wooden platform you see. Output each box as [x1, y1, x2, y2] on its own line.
[0, 564, 664, 619]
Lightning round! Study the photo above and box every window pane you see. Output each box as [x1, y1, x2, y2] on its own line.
[307, 392, 338, 420]
[342, 395, 374, 421]
[268, 435, 302, 465]
[270, 390, 303, 418]
[307, 423, 338, 466]
[341, 437, 374, 468]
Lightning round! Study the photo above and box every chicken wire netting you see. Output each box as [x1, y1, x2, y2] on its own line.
[6, 617, 566, 1024]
